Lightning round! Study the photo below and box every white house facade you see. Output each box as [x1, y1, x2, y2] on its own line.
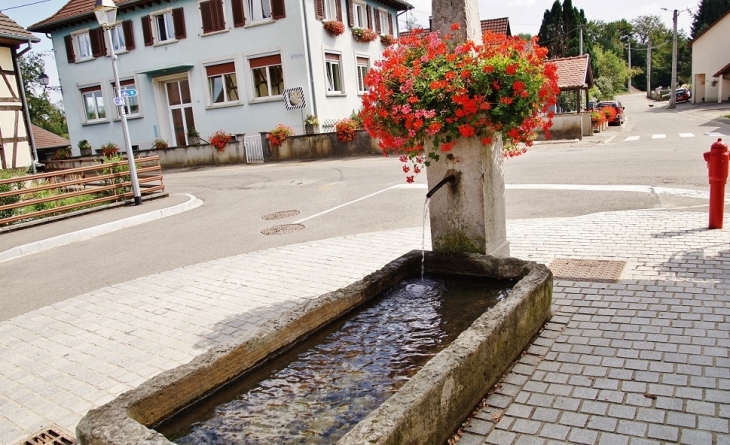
[691, 10, 730, 104]
[30, 0, 410, 155]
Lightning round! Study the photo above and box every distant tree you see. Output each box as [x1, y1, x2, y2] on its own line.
[691, 0, 730, 38]
[18, 52, 68, 138]
[537, 0, 596, 73]
[518, 33, 532, 40]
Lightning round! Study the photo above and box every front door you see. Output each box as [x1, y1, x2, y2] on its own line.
[165, 79, 195, 146]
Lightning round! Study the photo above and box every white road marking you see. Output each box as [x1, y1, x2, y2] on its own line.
[625, 136, 641, 141]
[652, 134, 666, 139]
[707, 132, 726, 137]
[679, 133, 695, 138]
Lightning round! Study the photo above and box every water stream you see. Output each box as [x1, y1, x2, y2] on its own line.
[157, 275, 511, 444]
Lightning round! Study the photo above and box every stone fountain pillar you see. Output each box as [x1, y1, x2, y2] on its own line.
[427, 0, 510, 257]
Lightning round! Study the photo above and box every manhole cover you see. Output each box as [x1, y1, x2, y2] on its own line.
[261, 224, 305, 235]
[549, 259, 626, 283]
[262, 210, 300, 220]
[18, 426, 76, 445]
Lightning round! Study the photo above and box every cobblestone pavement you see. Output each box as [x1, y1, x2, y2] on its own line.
[0, 210, 728, 444]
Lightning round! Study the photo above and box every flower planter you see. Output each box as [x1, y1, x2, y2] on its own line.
[188, 136, 200, 146]
[305, 124, 319, 135]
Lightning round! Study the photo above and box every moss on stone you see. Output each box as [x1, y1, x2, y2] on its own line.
[434, 231, 484, 254]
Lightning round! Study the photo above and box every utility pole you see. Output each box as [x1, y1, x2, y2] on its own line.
[627, 40, 632, 92]
[669, 9, 678, 109]
[579, 25, 583, 55]
[647, 40, 652, 99]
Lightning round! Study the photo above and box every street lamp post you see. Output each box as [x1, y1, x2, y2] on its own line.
[94, 0, 142, 205]
[662, 8, 679, 109]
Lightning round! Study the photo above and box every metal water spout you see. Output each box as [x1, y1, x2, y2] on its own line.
[426, 171, 460, 198]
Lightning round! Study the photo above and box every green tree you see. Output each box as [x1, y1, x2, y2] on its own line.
[691, 0, 730, 38]
[18, 52, 68, 139]
[537, 0, 596, 73]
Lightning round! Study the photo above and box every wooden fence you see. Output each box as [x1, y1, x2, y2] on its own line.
[0, 156, 164, 226]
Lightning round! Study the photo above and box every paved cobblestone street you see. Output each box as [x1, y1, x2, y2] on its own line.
[1, 209, 729, 444]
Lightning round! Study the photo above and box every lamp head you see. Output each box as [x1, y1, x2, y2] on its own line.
[94, 0, 117, 28]
[39, 73, 49, 86]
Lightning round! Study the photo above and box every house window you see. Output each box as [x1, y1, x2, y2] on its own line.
[356, 57, 369, 93]
[325, 53, 342, 93]
[110, 24, 126, 52]
[154, 10, 176, 41]
[250, 54, 284, 98]
[80, 86, 106, 121]
[378, 10, 388, 34]
[324, 0, 338, 20]
[353, 2, 365, 28]
[112, 79, 140, 116]
[74, 31, 93, 60]
[206, 62, 239, 104]
[143, 8, 185, 46]
[200, 0, 227, 33]
[248, 0, 272, 22]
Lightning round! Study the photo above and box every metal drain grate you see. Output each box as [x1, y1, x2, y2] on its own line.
[262, 210, 300, 220]
[261, 224, 305, 235]
[17, 426, 76, 445]
[549, 259, 626, 283]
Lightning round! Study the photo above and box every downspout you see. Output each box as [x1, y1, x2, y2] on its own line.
[13, 40, 39, 172]
[301, 0, 318, 117]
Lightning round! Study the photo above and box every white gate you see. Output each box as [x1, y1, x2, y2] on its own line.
[244, 134, 264, 163]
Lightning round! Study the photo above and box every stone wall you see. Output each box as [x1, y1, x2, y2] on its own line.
[262, 130, 380, 161]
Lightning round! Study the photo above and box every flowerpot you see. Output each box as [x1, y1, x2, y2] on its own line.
[80, 148, 92, 156]
[188, 136, 200, 145]
[305, 124, 319, 135]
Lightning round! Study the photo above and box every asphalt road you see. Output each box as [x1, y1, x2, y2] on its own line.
[1, 93, 728, 320]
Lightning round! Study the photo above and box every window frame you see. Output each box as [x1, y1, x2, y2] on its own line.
[324, 51, 344, 95]
[248, 53, 285, 101]
[324, 0, 338, 20]
[204, 59, 242, 107]
[108, 21, 127, 54]
[71, 29, 94, 62]
[356, 55, 369, 94]
[246, 0, 273, 24]
[378, 9, 388, 35]
[79, 85, 107, 124]
[111, 78, 142, 118]
[151, 7, 177, 45]
[352, 2, 366, 28]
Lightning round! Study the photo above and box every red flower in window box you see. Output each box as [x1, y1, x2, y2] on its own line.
[352, 27, 378, 43]
[335, 118, 360, 142]
[323, 20, 345, 36]
[267, 124, 294, 147]
[208, 130, 233, 152]
[380, 34, 397, 46]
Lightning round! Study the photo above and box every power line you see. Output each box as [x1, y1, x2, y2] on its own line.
[0, 0, 50, 11]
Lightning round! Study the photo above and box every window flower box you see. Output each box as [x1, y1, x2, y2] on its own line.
[352, 27, 377, 43]
[323, 20, 345, 36]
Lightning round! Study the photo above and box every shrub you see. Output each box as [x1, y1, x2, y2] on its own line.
[100, 142, 120, 158]
[151, 139, 168, 150]
[267, 124, 294, 147]
[0, 169, 25, 221]
[53, 148, 69, 160]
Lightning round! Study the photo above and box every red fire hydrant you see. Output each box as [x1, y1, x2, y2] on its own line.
[703, 138, 729, 229]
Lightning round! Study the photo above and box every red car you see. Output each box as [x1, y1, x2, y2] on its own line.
[596, 100, 625, 125]
[676, 89, 690, 103]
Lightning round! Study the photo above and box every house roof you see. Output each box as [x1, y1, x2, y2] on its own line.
[480, 17, 511, 36]
[30, 0, 412, 32]
[32, 125, 71, 150]
[551, 54, 593, 91]
[400, 17, 511, 40]
[0, 11, 40, 44]
[690, 9, 730, 46]
[713, 61, 730, 78]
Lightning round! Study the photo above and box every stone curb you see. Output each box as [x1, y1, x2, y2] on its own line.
[0, 194, 203, 263]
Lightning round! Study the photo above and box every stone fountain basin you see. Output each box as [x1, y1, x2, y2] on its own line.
[76, 251, 552, 445]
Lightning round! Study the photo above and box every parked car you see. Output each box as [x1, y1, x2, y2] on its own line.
[676, 88, 690, 103]
[596, 100, 625, 125]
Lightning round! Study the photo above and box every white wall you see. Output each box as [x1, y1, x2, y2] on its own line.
[691, 13, 730, 103]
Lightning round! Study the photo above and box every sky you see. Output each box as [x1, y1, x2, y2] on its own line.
[2, 0, 698, 102]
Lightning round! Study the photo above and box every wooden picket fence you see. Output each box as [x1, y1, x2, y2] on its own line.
[0, 156, 164, 226]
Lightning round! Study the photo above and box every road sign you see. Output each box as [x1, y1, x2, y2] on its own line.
[282, 87, 306, 110]
[120, 88, 138, 97]
[113, 97, 125, 106]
